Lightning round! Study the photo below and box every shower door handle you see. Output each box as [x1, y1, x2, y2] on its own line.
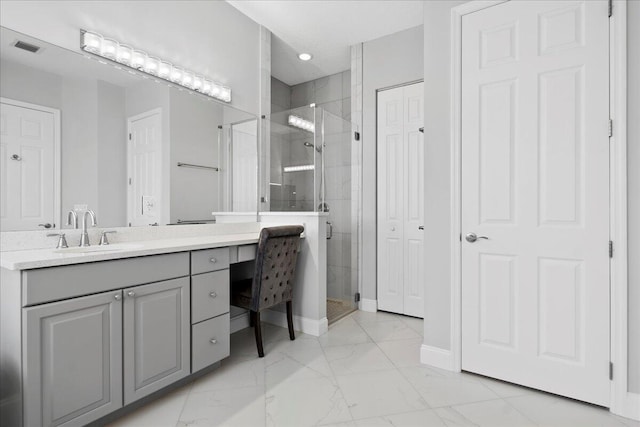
[326, 221, 333, 240]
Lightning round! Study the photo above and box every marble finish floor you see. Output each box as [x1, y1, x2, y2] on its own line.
[108, 311, 639, 427]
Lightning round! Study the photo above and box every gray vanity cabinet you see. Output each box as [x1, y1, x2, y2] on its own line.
[123, 277, 190, 404]
[23, 289, 123, 427]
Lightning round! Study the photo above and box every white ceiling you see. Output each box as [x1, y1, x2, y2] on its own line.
[227, 0, 424, 86]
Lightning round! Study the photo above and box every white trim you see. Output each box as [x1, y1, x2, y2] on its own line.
[446, 0, 634, 419]
[420, 344, 457, 371]
[609, 0, 637, 421]
[0, 97, 61, 232]
[261, 309, 328, 337]
[359, 298, 378, 313]
[230, 312, 250, 334]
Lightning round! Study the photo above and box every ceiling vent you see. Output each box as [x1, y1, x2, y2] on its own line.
[13, 40, 41, 54]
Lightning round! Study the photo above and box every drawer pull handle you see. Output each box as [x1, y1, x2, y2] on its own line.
[210, 257, 217, 263]
[114, 294, 122, 300]
[209, 291, 217, 298]
[127, 291, 136, 297]
[210, 339, 217, 344]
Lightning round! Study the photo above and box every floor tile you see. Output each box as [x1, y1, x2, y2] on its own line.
[265, 337, 333, 385]
[506, 393, 631, 427]
[178, 386, 265, 427]
[319, 317, 372, 348]
[107, 386, 189, 427]
[266, 376, 352, 427]
[469, 374, 534, 398]
[336, 369, 429, 420]
[324, 342, 396, 376]
[399, 366, 499, 408]
[322, 409, 446, 427]
[377, 338, 423, 368]
[449, 399, 536, 427]
[350, 310, 400, 325]
[399, 316, 425, 336]
[190, 356, 265, 393]
[359, 320, 421, 342]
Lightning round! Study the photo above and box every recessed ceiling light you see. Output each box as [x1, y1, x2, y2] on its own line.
[298, 53, 312, 61]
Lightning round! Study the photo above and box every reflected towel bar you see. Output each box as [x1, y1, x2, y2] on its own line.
[177, 162, 219, 171]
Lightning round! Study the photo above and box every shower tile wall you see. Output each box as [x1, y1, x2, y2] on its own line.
[270, 71, 352, 301]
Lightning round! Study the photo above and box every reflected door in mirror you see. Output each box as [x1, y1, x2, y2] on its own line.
[1, 100, 57, 231]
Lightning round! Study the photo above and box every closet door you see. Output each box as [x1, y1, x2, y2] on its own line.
[377, 82, 424, 317]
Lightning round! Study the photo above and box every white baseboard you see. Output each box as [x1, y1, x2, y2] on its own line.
[230, 312, 250, 334]
[420, 344, 459, 372]
[359, 298, 377, 312]
[261, 309, 328, 337]
[611, 391, 640, 421]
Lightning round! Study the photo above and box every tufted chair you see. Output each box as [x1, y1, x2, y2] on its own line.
[230, 225, 304, 357]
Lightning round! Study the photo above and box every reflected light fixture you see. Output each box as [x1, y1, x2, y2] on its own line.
[284, 165, 315, 172]
[298, 53, 312, 61]
[80, 30, 232, 103]
[288, 115, 315, 133]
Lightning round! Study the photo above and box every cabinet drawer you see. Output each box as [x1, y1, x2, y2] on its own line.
[192, 314, 230, 372]
[23, 252, 190, 306]
[191, 248, 230, 275]
[191, 270, 230, 324]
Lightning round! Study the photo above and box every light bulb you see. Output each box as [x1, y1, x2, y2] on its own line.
[144, 56, 160, 75]
[102, 38, 118, 59]
[192, 75, 203, 91]
[158, 61, 172, 79]
[131, 50, 147, 70]
[181, 71, 194, 88]
[81, 31, 102, 54]
[116, 44, 133, 65]
[170, 66, 183, 83]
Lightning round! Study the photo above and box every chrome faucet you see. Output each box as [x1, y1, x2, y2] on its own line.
[79, 210, 97, 247]
[67, 210, 78, 229]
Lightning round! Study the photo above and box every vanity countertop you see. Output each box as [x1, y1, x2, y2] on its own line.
[0, 232, 261, 271]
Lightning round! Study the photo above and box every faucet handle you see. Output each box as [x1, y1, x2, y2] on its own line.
[67, 210, 78, 229]
[47, 233, 68, 249]
[99, 230, 117, 246]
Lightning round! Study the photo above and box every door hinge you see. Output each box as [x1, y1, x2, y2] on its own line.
[128, 177, 132, 185]
[608, 0, 613, 17]
[609, 119, 613, 138]
[354, 131, 360, 141]
[459, 233, 462, 242]
[610, 361, 614, 380]
[609, 241, 614, 258]
[355, 292, 361, 303]
[129, 133, 132, 140]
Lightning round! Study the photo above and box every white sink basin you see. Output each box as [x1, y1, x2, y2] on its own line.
[54, 243, 144, 254]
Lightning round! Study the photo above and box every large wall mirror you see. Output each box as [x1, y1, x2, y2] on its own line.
[0, 26, 258, 232]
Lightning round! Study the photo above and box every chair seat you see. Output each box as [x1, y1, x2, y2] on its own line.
[230, 278, 253, 310]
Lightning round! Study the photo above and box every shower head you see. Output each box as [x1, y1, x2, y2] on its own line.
[303, 141, 322, 153]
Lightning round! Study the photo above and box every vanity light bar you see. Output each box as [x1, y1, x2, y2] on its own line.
[288, 115, 315, 133]
[80, 30, 232, 103]
[283, 165, 315, 172]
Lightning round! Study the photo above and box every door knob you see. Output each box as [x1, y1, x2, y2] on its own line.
[465, 233, 489, 243]
[11, 154, 21, 161]
[38, 223, 53, 229]
[418, 226, 424, 230]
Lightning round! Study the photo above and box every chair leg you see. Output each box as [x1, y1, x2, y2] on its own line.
[254, 311, 264, 358]
[286, 301, 295, 340]
[249, 310, 255, 327]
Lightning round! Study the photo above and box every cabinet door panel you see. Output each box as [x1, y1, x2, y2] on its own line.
[23, 290, 123, 427]
[123, 277, 190, 404]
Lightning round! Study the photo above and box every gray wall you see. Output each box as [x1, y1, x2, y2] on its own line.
[169, 90, 223, 223]
[361, 25, 424, 302]
[1, 60, 127, 227]
[0, 1, 261, 114]
[628, 0, 639, 394]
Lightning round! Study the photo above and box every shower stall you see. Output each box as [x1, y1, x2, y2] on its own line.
[265, 105, 360, 323]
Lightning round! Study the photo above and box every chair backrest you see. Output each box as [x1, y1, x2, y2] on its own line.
[250, 225, 305, 312]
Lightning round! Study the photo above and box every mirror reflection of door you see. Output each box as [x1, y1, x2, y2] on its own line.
[0, 98, 59, 231]
[230, 120, 258, 212]
[127, 109, 163, 227]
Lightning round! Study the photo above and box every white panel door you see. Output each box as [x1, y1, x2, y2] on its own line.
[128, 110, 163, 227]
[377, 82, 424, 317]
[0, 102, 55, 231]
[461, 1, 610, 405]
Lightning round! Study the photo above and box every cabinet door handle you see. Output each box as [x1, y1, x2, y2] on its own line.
[114, 293, 122, 300]
[210, 257, 217, 263]
[209, 291, 217, 298]
[210, 338, 217, 344]
[127, 291, 136, 297]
